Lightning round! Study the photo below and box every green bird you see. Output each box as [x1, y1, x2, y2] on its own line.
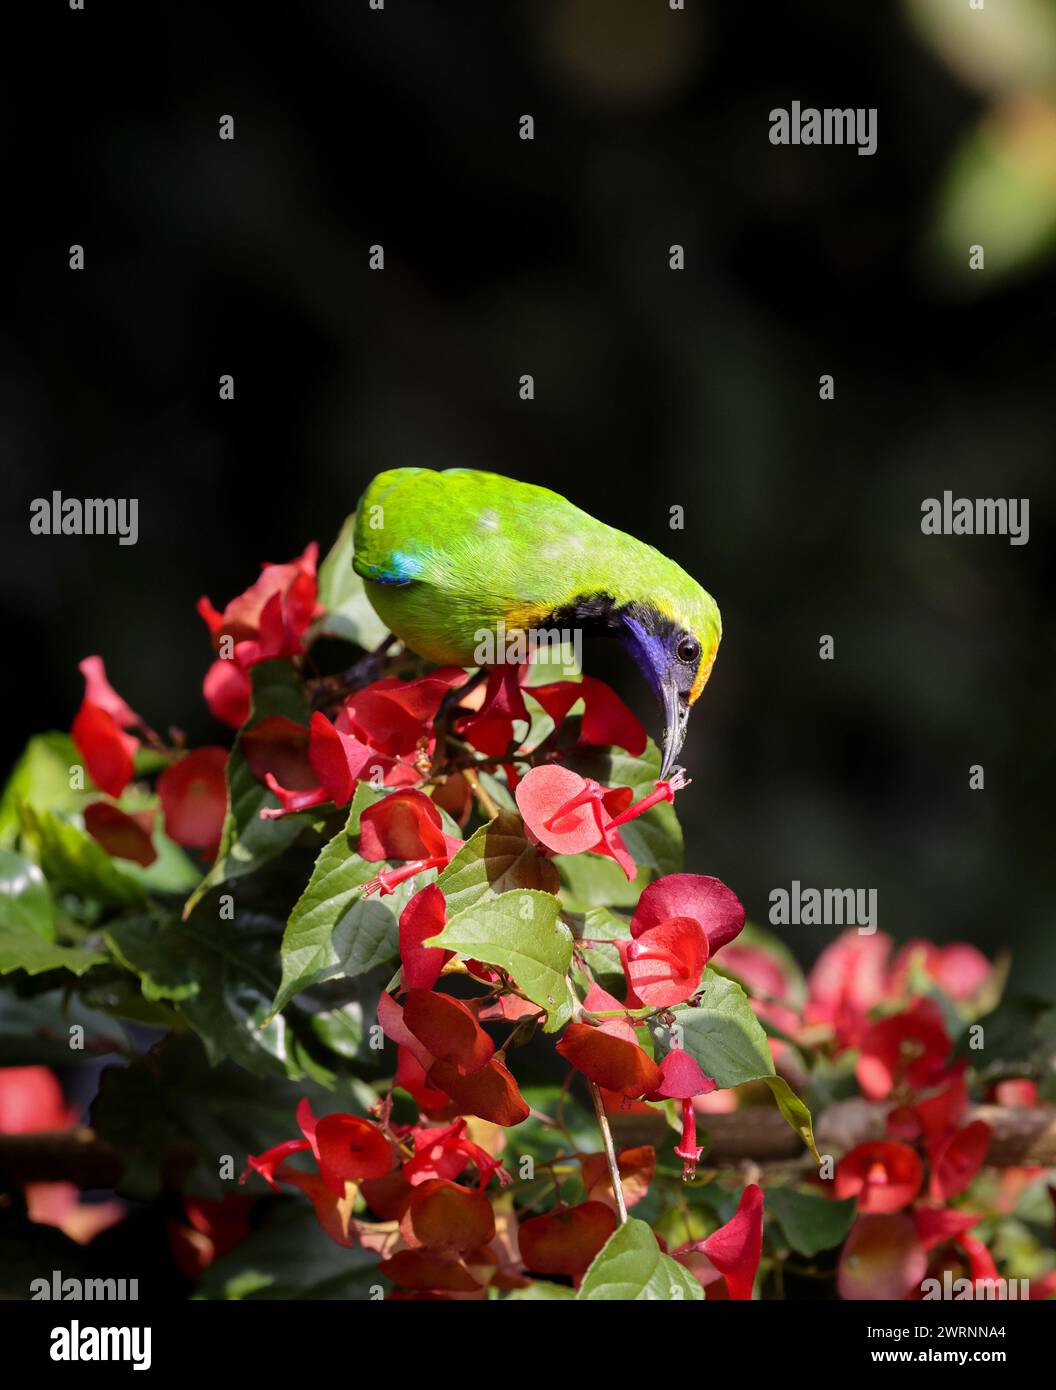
[353, 468, 722, 777]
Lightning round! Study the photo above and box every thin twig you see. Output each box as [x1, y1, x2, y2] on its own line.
[589, 1081, 629, 1225]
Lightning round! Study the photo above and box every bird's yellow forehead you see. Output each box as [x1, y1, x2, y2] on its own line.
[688, 637, 720, 706]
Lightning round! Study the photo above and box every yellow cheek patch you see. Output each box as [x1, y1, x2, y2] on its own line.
[688, 643, 718, 706]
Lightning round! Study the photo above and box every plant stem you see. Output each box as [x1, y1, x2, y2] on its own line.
[589, 1080, 628, 1225]
[464, 767, 500, 819]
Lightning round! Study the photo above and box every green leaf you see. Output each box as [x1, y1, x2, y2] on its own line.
[19, 806, 145, 908]
[504, 1281, 576, 1301]
[197, 1200, 384, 1300]
[184, 661, 311, 917]
[0, 732, 91, 849]
[576, 1218, 703, 1301]
[269, 785, 416, 1016]
[427, 889, 574, 1032]
[764, 1075, 820, 1164]
[766, 1187, 856, 1257]
[0, 848, 55, 937]
[651, 972, 819, 1160]
[106, 907, 303, 1078]
[312, 513, 389, 650]
[649, 969, 775, 1088]
[437, 812, 559, 918]
[91, 1032, 369, 1200]
[0, 990, 129, 1065]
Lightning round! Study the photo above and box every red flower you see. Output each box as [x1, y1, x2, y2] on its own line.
[344, 669, 467, 758]
[198, 544, 319, 726]
[198, 543, 319, 660]
[0, 1067, 73, 1132]
[529, 676, 646, 755]
[912, 1205, 979, 1252]
[168, 1194, 254, 1279]
[855, 998, 952, 1101]
[928, 1120, 990, 1201]
[314, 1111, 393, 1191]
[83, 803, 157, 867]
[630, 872, 745, 956]
[71, 657, 145, 798]
[889, 939, 991, 1002]
[624, 917, 710, 1008]
[555, 1022, 662, 1099]
[157, 747, 228, 851]
[834, 1140, 924, 1214]
[519, 1201, 618, 1279]
[645, 1048, 716, 1180]
[402, 1119, 508, 1191]
[515, 765, 684, 880]
[240, 716, 314, 792]
[358, 790, 463, 896]
[805, 930, 894, 1048]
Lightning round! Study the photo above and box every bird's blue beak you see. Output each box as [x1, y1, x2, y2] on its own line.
[660, 678, 689, 781]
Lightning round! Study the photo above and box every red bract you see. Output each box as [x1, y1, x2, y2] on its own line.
[529, 676, 646, 755]
[379, 1250, 482, 1293]
[241, 1138, 312, 1191]
[555, 1022, 663, 1099]
[691, 1184, 764, 1301]
[912, 1205, 979, 1253]
[403, 990, 494, 1073]
[855, 998, 952, 1101]
[426, 1058, 530, 1127]
[518, 1201, 618, 1279]
[928, 1120, 990, 1202]
[837, 1213, 927, 1301]
[834, 1141, 924, 1214]
[169, 1194, 254, 1279]
[83, 802, 156, 867]
[624, 917, 709, 1008]
[395, 1048, 451, 1114]
[240, 716, 314, 792]
[805, 930, 894, 1048]
[399, 1179, 496, 1256]
[399, 885, 452, 992]
[71, 657, 145, 797]
[157, 747, 228, 851]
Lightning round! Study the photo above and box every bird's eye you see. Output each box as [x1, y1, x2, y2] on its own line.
[676, 636, 700, 665]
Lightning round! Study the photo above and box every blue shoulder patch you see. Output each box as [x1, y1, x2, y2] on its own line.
[369, 551, 423, 585]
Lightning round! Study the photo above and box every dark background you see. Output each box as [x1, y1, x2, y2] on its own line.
[4, 1, 1054, 989]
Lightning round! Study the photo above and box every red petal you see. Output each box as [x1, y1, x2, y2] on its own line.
[83, 802, 157, 867]
[399, 1178, 496, 1255]
[630, 873, 745, 955]
[928, 1120, 990, 1201]
[427, 1058, 530, 1127]
[78, 656, 137, 727]
[519, 1201, 618, 1278]
[834, 1141, 924, 1214]
[404, 990, 494, 1073]
[241, 715, 315, 790]
[555, 1022, 662, 1098]
[515, 766, 605, 856]
[701, 1184, 764, 1301]
[202, 659, 251, 729]
[379, 1250, 482, 1292]
[315, 1113, 394, 1191]
[399, 885, 451, 992]
[837, 1213, 927, 1301]
[625, 918, 709, 1008]
[646, 1047, 716, 1101]
[72, 702, 138, 798]
[580, 1145, 655, 1211]
[359, 790, 447, 862]
[158, 747, 228, 849]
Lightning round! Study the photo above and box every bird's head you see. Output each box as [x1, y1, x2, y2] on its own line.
[619, 588, 722, 780]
